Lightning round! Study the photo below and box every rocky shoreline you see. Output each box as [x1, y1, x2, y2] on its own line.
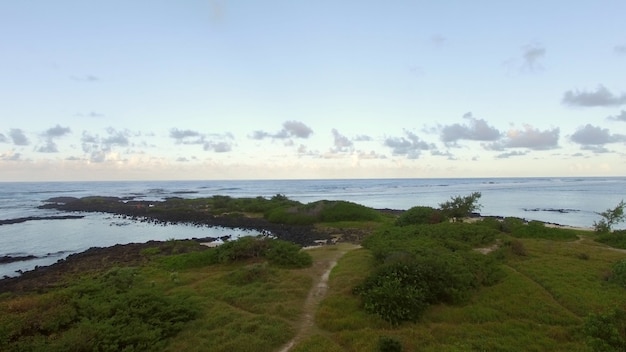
[0, 196, 347, 293]
[0, 240, 202, 293]
[0, 215, 84, 225]
[37, 196, 333, 247]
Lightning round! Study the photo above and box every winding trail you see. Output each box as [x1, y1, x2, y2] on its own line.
[277, 243, 360, 352]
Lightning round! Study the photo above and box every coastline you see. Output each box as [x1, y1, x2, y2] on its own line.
[0, 211, 596, 293]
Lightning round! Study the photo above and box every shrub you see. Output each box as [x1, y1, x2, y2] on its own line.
[584, 308, 626, 351]
[225, 263, 275, 285]
[378, 336, 403, 352]
[353, 261, 430, 325]
[264, 206, 317, 225]
[506, 220, 578, 241]
[217, 236, 271, 262]
[354, 248, 497, 324]
[439, 192, 482, 221]
[577, 252, 590, 260]
[1, 268, 198, 351]
[159, 249, 218, 271]
[509, 240, 527, 256]
[501, 217, 525, 233]
[160, 237, 312, 270]
[609, 260, 626, 288]
[319, 201, 381, 222]
[264, 200, 381, 225]
[265, 240, 312, 268]
[596, 230, 626, 249]
[356, 223, 504, 324]
[140, 246, 161, 257]
[396, 206, 445, 226]
[593, 200, 626, 233]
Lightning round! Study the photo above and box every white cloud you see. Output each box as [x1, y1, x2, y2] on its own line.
[486, 125, 559, 151]
[251, 120, 313, 140]
[80, 128, 134, 163]
[0, 150, 21, 161]
[200, 132, 235, 153]
[43, 125, 71, 138]
[581, 145, 611, 153]
[37, 125, 71, 153]
[76, 111, 105, 118]
[521, 43, 546, 72]
[203, 140, 233, 153]
[9, 129, 29, 146]
[170, 128, 205, 144]
[430, 34, 447, 47]
[495, 150, 528, 159]
[70, 74, 99, 82]
[440, 113, 501, 145]
[562, 85, 626, 107]
[354, 134, 373, 142]
[615, 44, 626, 54]
[331, 129, 353, 152]
[37, 140, 59, 153]
[570, 124, 626, 145]
[384, 130, 433, 159]
[282, 121, 313, 138]
[607, 110, 626, 122]
[102, 128, 130, 147]
[430, 149, 456, 160]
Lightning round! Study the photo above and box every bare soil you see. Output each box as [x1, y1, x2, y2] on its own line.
[278, 243, 360, 352]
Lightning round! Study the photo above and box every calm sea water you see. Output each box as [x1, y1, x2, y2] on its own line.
[1, 177, 625, 277]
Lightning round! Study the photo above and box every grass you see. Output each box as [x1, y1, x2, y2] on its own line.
[294, 232, 626, 351]
[3, 196, 626, 351]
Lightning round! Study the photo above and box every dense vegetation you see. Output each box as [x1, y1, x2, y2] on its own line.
[4, 193, 626, 351]
[157, 237, 312, 271]
[0, 237, 313, 351]
[0, 267, 198, 351]
[354, 222, 503, 324]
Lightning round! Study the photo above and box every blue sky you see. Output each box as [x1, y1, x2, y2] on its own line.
[1, 0, 625, 181]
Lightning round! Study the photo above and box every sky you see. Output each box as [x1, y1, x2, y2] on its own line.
[1, 1, 625, 181]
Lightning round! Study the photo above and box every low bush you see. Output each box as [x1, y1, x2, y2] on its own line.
[395, 206, 446, 226]
[159, 249, 218, 271]
[355, 222, 503, 324]
[378, 336, 403, 352]
[509, 239, 528, 256]
[160, 237, 312, 271]
[609, 259, 626, 288]
[577, 252, 590, 260]
[584, 308, 626, 351]
[265, 240, 312, 268]
[264, 200, 381, 225]
[217, 236, 272, 262]
[318, 201, 382, 222]
[225, 263, 276, 285]
[353, 260, 430, 325]
[364, 223, 498, 257]
[595, 230, 626, 249]
[500, 217, 525, 233]
[264, 206, 317, 225]
[0, 267, 198, 351]
[354, 247, 502, 324]
[505, 219, 579, 241]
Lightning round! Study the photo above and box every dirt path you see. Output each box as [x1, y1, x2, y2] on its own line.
[277, 243, 360, 352]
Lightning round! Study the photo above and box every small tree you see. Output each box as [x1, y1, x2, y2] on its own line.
[439, 192, 482, 222]
[594, 200, 626, 233]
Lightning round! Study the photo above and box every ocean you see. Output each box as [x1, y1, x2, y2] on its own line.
[1, 177, 625, 278]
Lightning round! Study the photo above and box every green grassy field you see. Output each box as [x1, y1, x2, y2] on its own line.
[298, 232, 626, 351]
[2, 197, 626, 351]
